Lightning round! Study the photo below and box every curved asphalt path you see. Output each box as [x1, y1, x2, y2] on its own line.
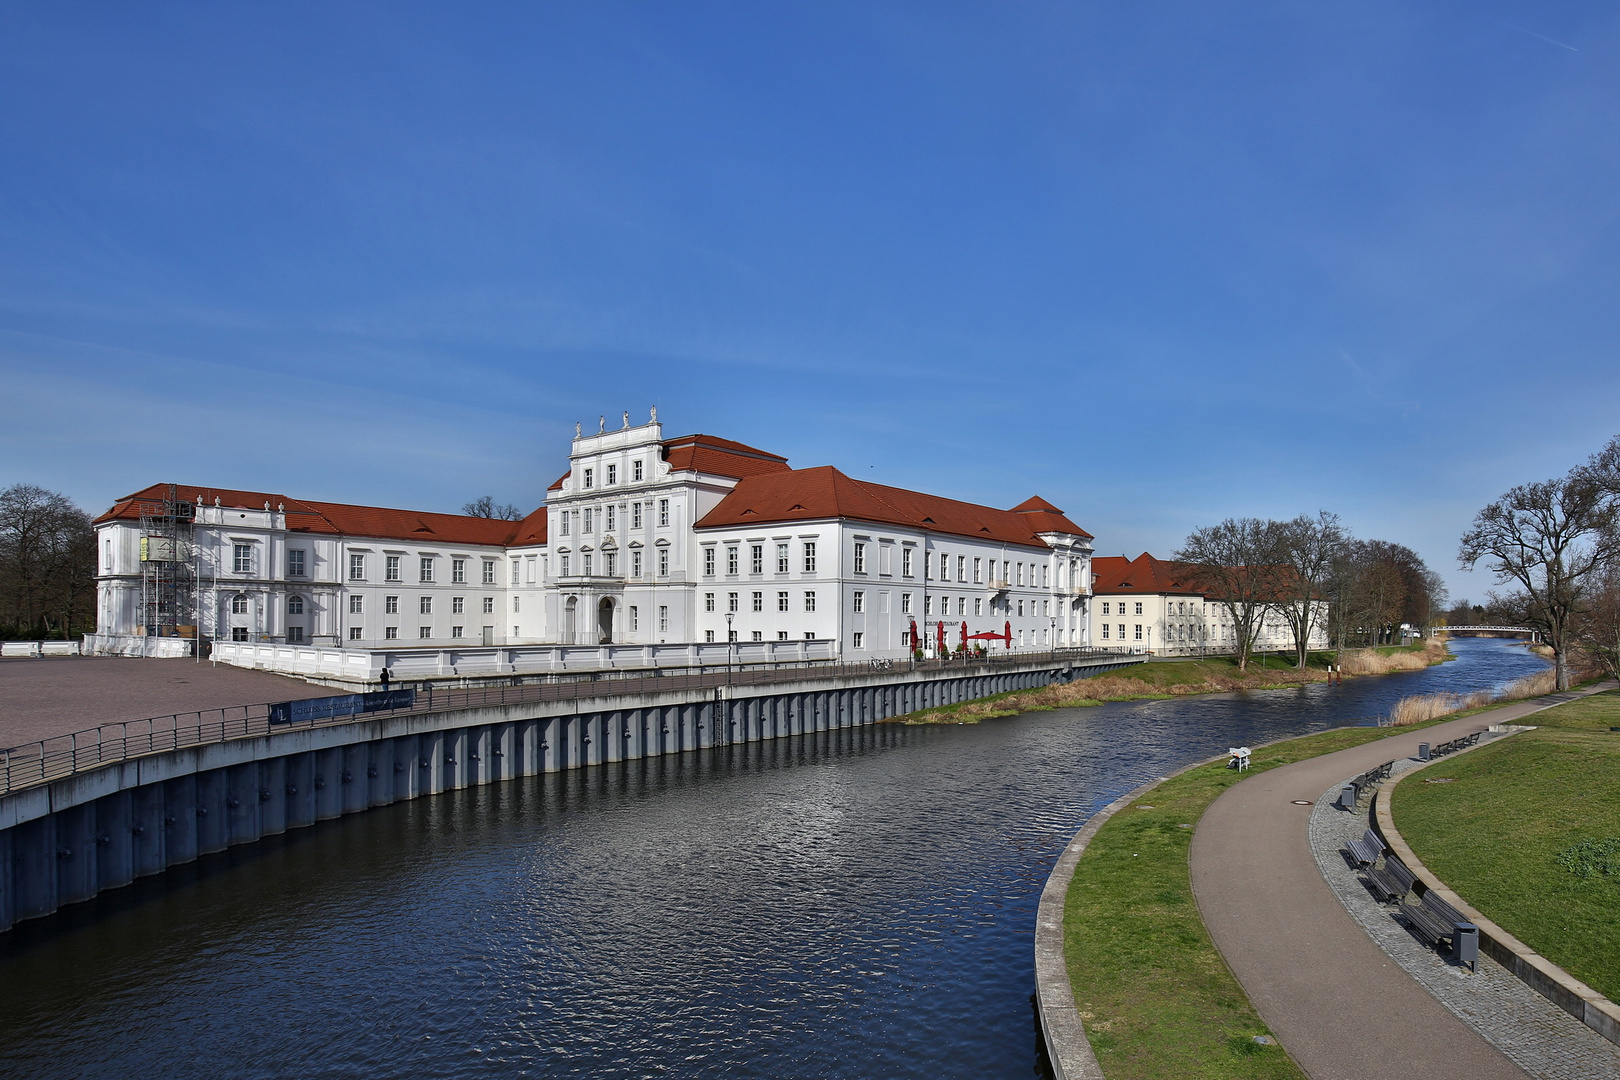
[1189, 689, 1609, 1080]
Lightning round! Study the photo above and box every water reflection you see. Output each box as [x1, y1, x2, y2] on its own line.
[0, 639, 1546, 1079]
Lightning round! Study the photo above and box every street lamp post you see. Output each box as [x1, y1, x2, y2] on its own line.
[725, 610, 735, 684]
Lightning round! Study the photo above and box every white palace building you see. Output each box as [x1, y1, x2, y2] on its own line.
[89, 412, 1098, 680]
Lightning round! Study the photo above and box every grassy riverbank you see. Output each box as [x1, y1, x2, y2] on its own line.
[1394, 690, 1620, 1000]
[887, 639, 1447, 725]
[1062, 720, 1444, 1080]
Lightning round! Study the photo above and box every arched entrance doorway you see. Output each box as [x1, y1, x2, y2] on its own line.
[563, 596, 578, 644]
[597, 598, 614, 645]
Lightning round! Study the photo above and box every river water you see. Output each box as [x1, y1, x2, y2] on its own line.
[0, 639, 1546, 1079]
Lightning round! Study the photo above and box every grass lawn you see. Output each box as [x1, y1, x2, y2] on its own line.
[1062, 720, 1443, 1080]
[1393, 689, 1620, 1001]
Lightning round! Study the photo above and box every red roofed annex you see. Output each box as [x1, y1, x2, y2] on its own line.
[89, 410, 1098, 670]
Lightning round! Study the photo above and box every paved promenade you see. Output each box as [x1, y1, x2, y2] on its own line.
[0, 656, 326, 747]
[1189, 690, 1608, 1080]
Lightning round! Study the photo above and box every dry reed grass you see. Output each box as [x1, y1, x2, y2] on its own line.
[1386, 667, 1560, 726]
[1338, 637, 1448, 676]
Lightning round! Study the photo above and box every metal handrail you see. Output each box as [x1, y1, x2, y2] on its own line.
[0, 647, 1141, 796]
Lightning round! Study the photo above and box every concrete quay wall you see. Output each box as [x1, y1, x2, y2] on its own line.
[0, 655, 1137, 934]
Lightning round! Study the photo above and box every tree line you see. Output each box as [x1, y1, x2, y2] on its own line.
[0, 483, 96, 640]
[1458, 434, 1620, 691]
[1174, 512, 1445, 672]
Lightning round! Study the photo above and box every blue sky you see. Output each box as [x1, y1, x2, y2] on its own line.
[3, 2, 1617, 601]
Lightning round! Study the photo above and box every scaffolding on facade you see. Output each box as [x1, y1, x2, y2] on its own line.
[138, 484, 199, 653]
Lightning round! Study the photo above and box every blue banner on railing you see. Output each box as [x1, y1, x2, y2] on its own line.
[268, 688, 415, 725]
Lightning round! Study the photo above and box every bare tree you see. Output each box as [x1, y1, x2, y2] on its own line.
[462, 495, 524, 520]
[1174, 518, 1287, 671]
[1459, 473, 1619, 690]
[1274, 511, 1347, 667]
[0, 484, 96, 639]
[1571, 562, 1620, 682]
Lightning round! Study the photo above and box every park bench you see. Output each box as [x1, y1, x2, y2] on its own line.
[1400, 887, 1480, 969]
[1420, 732, 1482, 760]
[1336, 761, 1396, 809]
[1363, 853, 1417, 904]
[1343, 827, 1385, 868]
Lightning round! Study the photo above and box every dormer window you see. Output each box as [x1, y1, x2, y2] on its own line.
[583, 468, 594, 489]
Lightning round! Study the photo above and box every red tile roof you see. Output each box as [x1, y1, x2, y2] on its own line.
[694, 466, 1090, 549]
[662, 433, 792, 479]
[1091, 553, 1204, 596]
[96, 484, 543, 547]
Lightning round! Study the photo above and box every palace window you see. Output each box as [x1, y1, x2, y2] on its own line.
[583, 508, 593, 533]
[658, 499, 670, 527]
[452, 626, 463, 638]
[852, 591, 864, 613]
[385, 627, 398, 640]
[803, 542, 817, 573]
[777, 631, 788, 641]
[606, 505, 616, 531]
[583, 468, 594, 489]
[451, 558, 465, 583]
[513, 596, 520, 612]
[559, 555, 570, 576]
[629, 605, 638, 631]
[560, 512, 570, 536]
[940, 553, 949, 579]
[1017, 600, 1024, 616]
[777, 543, 790, 572]
[349, 595, 363, 614]
[924, 596, 932, 615]
[804, 591, 816, 612]
[420, 596, 432, 615]
[349, 627, 363, 640]
[751, 630, 762, 642]
[728, 592, 739, 612]
[632, 550, 643, 577]
[1119, 624, 1126, 640]
[420, 626, 431, 638]
[606, 464, 617, 485]
[778, 591, 789, 612]
[727, 547, 739, 575]
[483, 560, 496, 584]
[751, 544, 763, 574]
[605, 552, 617, 576]
[287, 595, 304, 615]
[386, 555, 401, 582]
[705, 593, 715, 612]
[752, 591, 763, 612]
[902, 548, 914, 577]
[1102, 602, 1110, 615]
[583, 554, 593, 575]
[632, 502, 642, 529]
[957, 556, 966, 582]
[852, 632, 865, 649]
[633, 460, 644, 482]
[658, 606, 668, 632]
[1101, 624, 1110, 639]
[704, 548, 716, 576]
[385, 596, 399, 614]
[233, 544, 252, 574]
[349, 553, 365, 581]
[452, 597, 464, 615]
[706, 630, 715, 643]
[1134, 625, 1143, 640]
[658, 548, 669, 575]
[1134, 602, 1143, 615]
[231, 593, 248, 614]
[974, 598, 983, 616]
[854, 543, 866, 574]
[901, 593, 912, 614]
[483, 597, 494, 614]
[287, 549, 305, 577]
[973, 557, 982, 583]
[511, 558, 521, 583]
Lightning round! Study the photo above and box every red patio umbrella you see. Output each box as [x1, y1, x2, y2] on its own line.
[960, 622, 968, 649]
[1004, 620, 1012, 648]
[936, 620, 946, 652]
[909, 619, 919, 649]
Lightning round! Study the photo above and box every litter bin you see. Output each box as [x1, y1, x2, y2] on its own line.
[1453, 922, 1479, 971]
[1417, 742, 1431, 761]
[1337, 783, 1357, 811]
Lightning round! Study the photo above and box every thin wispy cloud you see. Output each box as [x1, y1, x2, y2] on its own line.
[1481, 15, 1579, 52]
